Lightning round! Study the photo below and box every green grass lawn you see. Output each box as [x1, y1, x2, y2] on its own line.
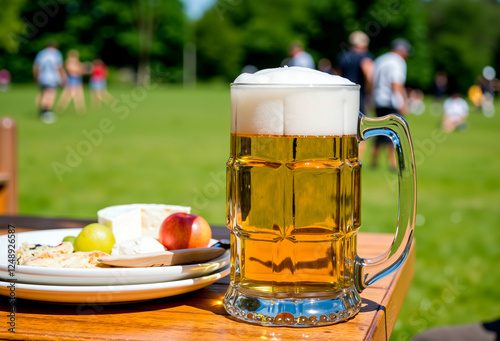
[1, 84, 499, 339]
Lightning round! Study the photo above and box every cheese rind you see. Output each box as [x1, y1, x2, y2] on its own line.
[97, 204, 191, 243]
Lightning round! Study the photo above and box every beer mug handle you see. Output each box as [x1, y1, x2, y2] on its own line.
[354, 113, 417, 292]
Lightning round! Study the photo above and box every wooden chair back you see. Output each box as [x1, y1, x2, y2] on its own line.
[0, 117, 17, 214]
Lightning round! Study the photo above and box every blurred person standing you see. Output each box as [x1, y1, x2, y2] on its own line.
[442, 92, 469, 132]
[0, 69, 11, 92]
[478, 66, 497, 117]
[288, 41, 315, 69]
[318, 58, 333, 74]
[336, 30, 374, 114]
[408, 88, 426, 115]
[33, 41, 66, 124]
[90, 59, 113, 108]
[468, 84, 483, 109]
[371, 38, 411, 171]
[430, 72, 448, 117]
[56, 50, 86, 114]
[432, 72, 448, 101]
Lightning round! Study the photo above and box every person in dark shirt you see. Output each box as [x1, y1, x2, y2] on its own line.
[336, 31, 374, 114]
[336, 31, 374, 161]
[432, 72, 448, 101]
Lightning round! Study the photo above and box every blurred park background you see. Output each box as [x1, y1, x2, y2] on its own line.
[1, 0, 500, 339]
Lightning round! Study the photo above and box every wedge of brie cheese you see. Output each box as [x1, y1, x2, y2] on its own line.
[111, 236, 166, 256]
[97, 204, 191, 243]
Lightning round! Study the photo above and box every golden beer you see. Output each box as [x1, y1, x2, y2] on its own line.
[224, 67, 416, 327]
[226, 134, 361, 296]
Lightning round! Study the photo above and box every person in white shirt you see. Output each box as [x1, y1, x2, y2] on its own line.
[371, 38, 412, 170]
[288, 41, 315, 69]
[442, 93, 469, 132]
[33, 41, 66, 123]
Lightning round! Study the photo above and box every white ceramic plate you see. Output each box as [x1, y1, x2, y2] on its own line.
[0, 228, 229, 286]
[0, 266, 229, 304]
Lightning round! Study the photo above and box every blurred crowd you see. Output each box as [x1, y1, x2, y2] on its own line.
[32, 41, 113, 124]
[4, 33, 499, 142]
[273, 31, 498, 170]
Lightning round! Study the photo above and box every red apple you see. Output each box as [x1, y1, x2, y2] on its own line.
[159, 213, 212, 250]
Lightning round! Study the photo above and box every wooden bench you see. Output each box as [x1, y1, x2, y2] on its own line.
[0, 116, 17, 214]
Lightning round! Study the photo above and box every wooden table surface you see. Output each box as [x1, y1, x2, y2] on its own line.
[0, 215, 414, 341]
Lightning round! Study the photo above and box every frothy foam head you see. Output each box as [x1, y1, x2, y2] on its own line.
[234, 66, 355, 85]
[231, 67, 360, 136]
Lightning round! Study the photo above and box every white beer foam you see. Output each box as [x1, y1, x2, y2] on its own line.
[234, 66, 355, 85]
[232, 67, 359, 136]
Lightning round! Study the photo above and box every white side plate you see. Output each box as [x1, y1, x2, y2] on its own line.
[0, 266, 229, 304]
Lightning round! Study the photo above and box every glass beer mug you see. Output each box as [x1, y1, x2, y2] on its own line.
[224, 67, 416, 327]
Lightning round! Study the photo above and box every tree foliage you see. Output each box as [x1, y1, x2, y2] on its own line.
[0, 0, 185, 83]
[424, 0, 500, 92]
[0, 0, 27, 54]
[195, 9, 243, 81]
[195, 0, 432, 88]
[0, 0, 499, 92]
